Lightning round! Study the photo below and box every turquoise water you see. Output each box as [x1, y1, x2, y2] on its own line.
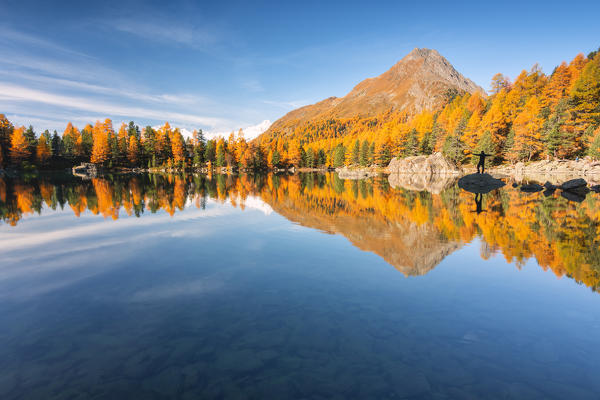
[0, 173, 599, 399]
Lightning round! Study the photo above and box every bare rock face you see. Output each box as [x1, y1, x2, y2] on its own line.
[388, 173, 458, 194]
[491, 159, 600, 184]
[386, 152, 461, 175]
[72, 163, 100, 179]
[458, 173, 506, 194]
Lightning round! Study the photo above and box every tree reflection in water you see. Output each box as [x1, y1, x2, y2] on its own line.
[1, 172, 599, 291]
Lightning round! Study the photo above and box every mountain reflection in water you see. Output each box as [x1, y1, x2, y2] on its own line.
[1, 172, 599, 291]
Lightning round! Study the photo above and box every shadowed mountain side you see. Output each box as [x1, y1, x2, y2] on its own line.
[388, 173, 458, 194]
[266, 197, 462, 276]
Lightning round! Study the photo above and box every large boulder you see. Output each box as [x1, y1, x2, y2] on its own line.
[336, 167, 378, 180]
[543, 181, 557, 190]
[560, 178, 587, 191]
[386, 152, 461, 175]
[458, 173, 506, 194]
[72, 163, 100, 179]
[388, 173, 458, 194]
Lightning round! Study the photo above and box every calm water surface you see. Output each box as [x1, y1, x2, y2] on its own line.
[0, 172, 599, 399]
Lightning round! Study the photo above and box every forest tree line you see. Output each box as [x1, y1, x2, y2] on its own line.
[1, 47, 599, 171]
[258, 47, 600, 166]
[0, 118, 272, 171]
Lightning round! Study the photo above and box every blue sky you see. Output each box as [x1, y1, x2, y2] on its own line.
[1, 0, 599, 138]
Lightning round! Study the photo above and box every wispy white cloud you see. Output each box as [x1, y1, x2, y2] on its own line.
[0, 83, 226, 127]
[262, 99, 309, 109]
[0, 70, 211, 106]
[129, 278, 223, 302]
[0, 27, 274, 140]
[0, 28, 94, 60]
[241, 79, 264, 92]
[0, 205, 234, 259]
[109, 18, 219, 49]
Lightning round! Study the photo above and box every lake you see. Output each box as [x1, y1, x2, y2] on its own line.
[1, 172, 599, 399]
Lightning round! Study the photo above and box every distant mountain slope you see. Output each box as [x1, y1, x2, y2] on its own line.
[261, 48, 483, 138]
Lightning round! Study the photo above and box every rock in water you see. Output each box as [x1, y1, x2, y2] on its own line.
[543, 181, 557, 190]
[388, 172, 457, 194]
[386, 152, 461, 175]
[336, 167, 378, 180]
[458, 173, 505, 194]
[561, 190, 586, 203]
[520, 183, 544, 193]
[560, 178, 587, 191]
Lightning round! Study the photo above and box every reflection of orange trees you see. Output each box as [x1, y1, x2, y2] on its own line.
[91, 179, 120, 220]
[15, 184, 35, 215]
[1, 173, 599, 290]
[0, 178, 6, 203]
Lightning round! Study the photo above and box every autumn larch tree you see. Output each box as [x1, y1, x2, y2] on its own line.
[36, 134, 51, 164]
[10, 126, 31, 164]
[91, 119, 112, 165]
[512, 96, 544, 161]
[171, 129, 186, 166]
[127, 136, 140, 165]
[0, 114, 14, 164]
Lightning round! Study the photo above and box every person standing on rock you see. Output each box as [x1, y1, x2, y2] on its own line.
[475, 151, 493, 174]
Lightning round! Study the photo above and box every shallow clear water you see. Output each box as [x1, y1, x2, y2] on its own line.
[0, 173, 599, 399]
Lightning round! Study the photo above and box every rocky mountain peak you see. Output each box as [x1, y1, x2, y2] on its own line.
[260, 48, 484, 139]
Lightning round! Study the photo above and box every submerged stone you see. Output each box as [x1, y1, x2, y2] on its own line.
[543, 181, 557, 190]
[520, 183, 544, 193]
[458, 173, 506, 194]
[560, 178, 587, 191]
[561, 190, 586, 203]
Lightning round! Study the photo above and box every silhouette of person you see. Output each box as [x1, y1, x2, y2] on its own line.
[476, 151, 492, 174]
[474, 193, 485, 214]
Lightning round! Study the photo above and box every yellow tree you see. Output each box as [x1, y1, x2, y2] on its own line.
[117, 123, 129, 157]
[91, 119, 112, 164]
[543, 62, 571, 106]
[235, 137, 248, 165]
[513, 96, 543, 161]
[10, 126, 30, 163]
[127, 136, 139, 165]
[568, 53, 588, 89]
[0, 114, 14, 163]
[63, 122, 82, 157]
[36, 134, 51, 164]
[156, 122, 172, 158]
[481, 91, 508, 149]
[570, 52, 600, 128]
[227, 131, 237, 165]
[490, 73, 511, 94]
[170, 129, 185, 165]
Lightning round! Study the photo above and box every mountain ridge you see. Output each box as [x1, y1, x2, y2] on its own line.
[260, 48, 484, 140]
